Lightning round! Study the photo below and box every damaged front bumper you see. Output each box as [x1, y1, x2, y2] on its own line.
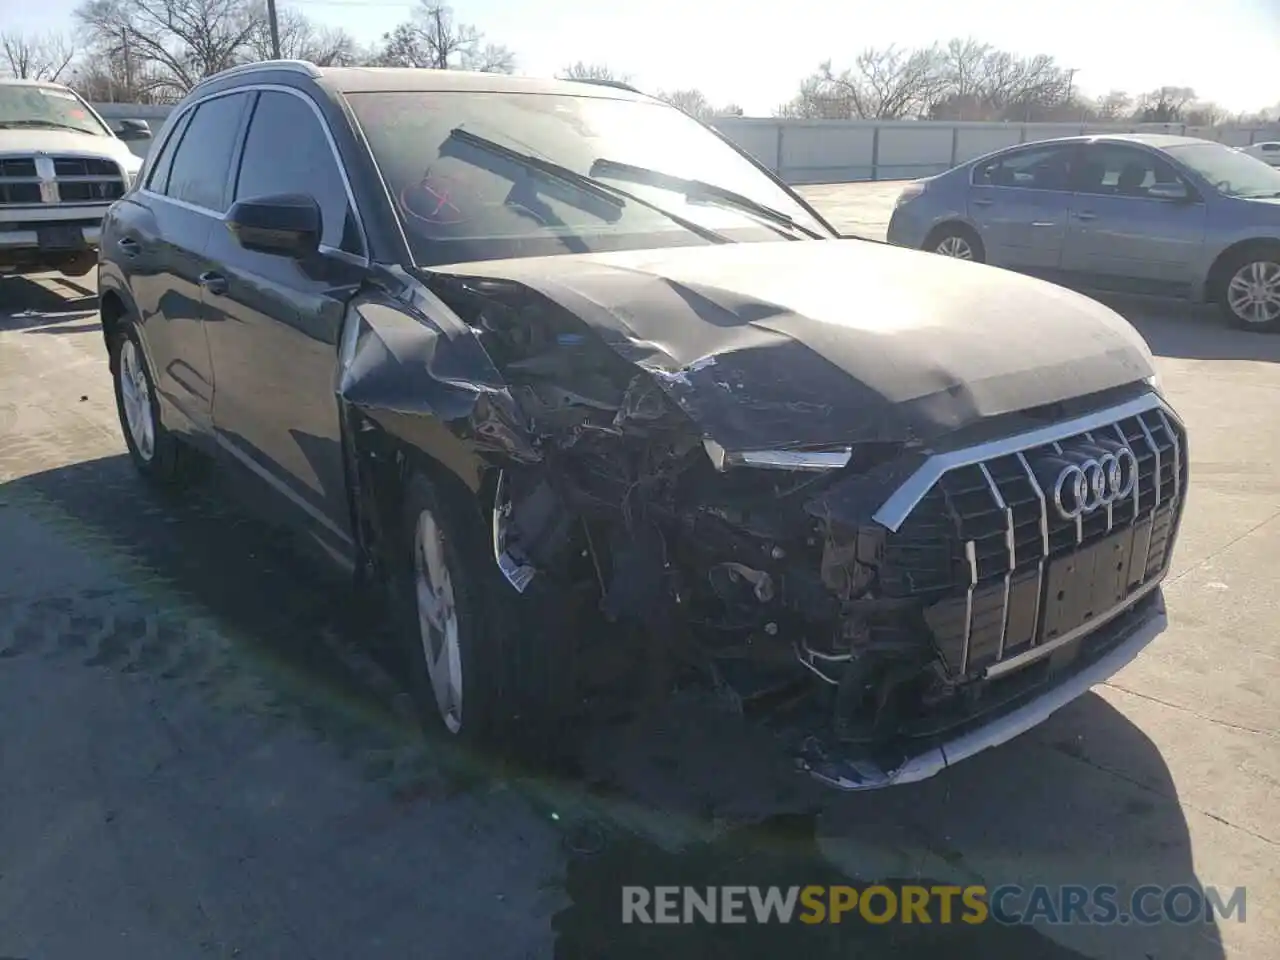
[796, 588, 1166, 790]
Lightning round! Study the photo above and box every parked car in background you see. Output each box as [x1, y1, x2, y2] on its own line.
[887, 134, 1280, 332]
[0, 77, 150, 278]
[1239, 142, 1280, 167]
[98, 61, 1185, 791]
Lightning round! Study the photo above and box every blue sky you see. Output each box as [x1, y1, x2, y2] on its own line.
[7, 0, 1277, 114]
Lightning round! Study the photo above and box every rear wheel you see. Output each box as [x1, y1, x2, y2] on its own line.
[1220, 246, 1280, 332]
[109, 316, 191, 484]
[926, 223, 985, 263]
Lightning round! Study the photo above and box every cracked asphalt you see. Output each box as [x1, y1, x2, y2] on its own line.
[1, 184, 1277, 959]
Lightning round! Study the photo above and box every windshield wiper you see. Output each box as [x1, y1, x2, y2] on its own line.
[0, 119, 94, 133]
[590, 159, 827, 240]
[446, 127, 730, 244]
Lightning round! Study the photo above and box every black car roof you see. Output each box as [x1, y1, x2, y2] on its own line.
[318, 66, 651, 101]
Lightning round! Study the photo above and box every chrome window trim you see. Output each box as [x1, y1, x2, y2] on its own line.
[138, 83, 369, 264]
[872, 392, 1172, 533]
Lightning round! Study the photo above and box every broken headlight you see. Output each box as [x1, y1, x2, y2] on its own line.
[703, 438, 853, 473]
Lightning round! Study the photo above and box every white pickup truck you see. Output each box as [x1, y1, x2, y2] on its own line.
[1, 77, 149, 278]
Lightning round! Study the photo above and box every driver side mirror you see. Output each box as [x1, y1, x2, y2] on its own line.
[117, 118, 152, 141]
[1147, 182, 1191, 202]
[225, 194, 321, 259]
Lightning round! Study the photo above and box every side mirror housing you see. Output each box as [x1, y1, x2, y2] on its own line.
[117, 118, 152, 141]
[1147, 182, 1191, 202]
[225, 194, 321, 258]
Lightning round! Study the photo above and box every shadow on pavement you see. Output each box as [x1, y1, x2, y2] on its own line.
[0, 275, 98, 331]
[0, 453, 1224, 960]
[1101, 296, 1280, 363]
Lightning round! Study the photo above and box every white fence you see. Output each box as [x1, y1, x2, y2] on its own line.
[94, 102, 1280, 184]
[713, 118, 1280, 184]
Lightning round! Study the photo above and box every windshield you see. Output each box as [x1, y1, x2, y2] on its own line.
[344, 90, 835, 266]
[1166, 143, 1280, 199]
[0, 83, 111, 136]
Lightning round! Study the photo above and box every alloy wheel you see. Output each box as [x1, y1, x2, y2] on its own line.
[1226, 260, 1280, 326]
[119, 340, 155, 462]
[413, 508, 464, 733]
[935, 235, 975, 260]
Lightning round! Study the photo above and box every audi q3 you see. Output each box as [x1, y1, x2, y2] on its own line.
[97, 61, 1187, 790]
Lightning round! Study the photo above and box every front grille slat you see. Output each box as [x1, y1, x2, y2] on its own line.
[1, 154, 124, 206]
[880, 399, 1187, 680]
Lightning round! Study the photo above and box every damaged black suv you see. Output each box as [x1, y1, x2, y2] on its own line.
[98, 61, 1187, 790]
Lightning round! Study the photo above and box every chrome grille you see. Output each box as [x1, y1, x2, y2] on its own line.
[879, 397, 1185, 678]
[0, 154, 125, 206]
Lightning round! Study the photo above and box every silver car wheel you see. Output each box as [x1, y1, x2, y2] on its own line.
[119, 340, 155, 462]
[1227, 260, 1280, 325]
[935, 235, 974, 260]
[414, 508, 464, 734]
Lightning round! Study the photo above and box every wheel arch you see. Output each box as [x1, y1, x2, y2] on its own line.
[344, 405, 501, 588]
[1205, 237, 1280, 304]
[98, 286, 130, 353]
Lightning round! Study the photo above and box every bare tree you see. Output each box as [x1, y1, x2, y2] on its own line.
[1136, 86, 1197, 123]
[1094, 89, 1132, 121]
[653, 89, 742, 122]
[558, 61, 628, 83]
[373, 3, 512, 73]
[246, 8, 359, 66]
[785, 40, 1079, 122]
[812, 45, 948, 119]
[1, 30, 78, 82]
[76, 0, 264, 99]
[1185, 101, 1225, 127]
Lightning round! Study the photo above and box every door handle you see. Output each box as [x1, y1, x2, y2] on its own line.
[1074, 211, 1097, 221]
[1031, 221, 1055, 227]
[116, 237, 140, 257]
[972, 197, 994, 207]
[199, 271, 228, 296]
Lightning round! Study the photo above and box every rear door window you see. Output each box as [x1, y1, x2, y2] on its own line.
[144, 109, 193, 195]
[165, 92, 251, 212]
[972, 146, 1075, 191]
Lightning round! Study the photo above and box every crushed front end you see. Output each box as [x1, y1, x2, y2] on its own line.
[408, 269, 1187, 790]
[489, 380, 1186, 789]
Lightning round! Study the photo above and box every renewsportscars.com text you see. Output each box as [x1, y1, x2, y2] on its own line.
[622, 884, 1246, 926]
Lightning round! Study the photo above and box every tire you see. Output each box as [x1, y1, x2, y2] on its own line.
[392, 469, 570, 759]
[926, 223, 985, 263]
[1218, 244, 1280, 332]
[108, 314, 190, 484]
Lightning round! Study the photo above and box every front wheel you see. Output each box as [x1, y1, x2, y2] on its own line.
[394, 470, 570, 756]
[1221, 248, 1280, 332]
[926, 224, 985, 263]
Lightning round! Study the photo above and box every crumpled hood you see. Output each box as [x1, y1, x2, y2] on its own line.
[0, 129, 141, 173]
[435, 239, 1156, 449]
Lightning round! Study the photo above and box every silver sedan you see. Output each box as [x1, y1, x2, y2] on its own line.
[886, 134, 1280, 331]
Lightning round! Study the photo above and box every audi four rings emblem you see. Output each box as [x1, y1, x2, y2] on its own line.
[1050, 445, 1139, 520]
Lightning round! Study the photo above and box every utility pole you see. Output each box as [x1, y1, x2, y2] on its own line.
[266, 0, 282, 59]
[1065, 68, 1078, 103]
[121, 26, 133, 100]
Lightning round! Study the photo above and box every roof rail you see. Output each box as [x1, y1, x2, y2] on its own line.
[193, 59, 321, 90]
[567, 77, 644, 95]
